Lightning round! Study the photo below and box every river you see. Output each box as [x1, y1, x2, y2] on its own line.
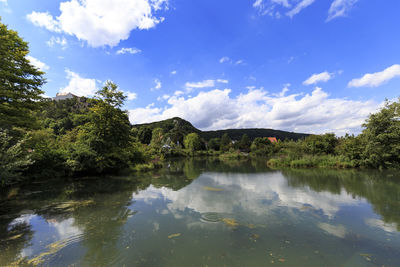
[1, 159, 399, 266]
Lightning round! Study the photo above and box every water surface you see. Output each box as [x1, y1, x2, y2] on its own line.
[1, 159, 400, 266]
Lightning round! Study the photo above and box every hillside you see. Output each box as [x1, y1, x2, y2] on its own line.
[133, 117, 309, 142]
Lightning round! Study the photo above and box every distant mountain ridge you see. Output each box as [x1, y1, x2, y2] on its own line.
[133, 117, 309, 141]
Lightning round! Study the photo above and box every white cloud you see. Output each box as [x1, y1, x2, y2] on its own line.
[286, 0, 315, 18]
[216, 79, 229, 84]
[151, 78, 162, 91]
[303, 71, 333, 85]
[365, 218, 398, 233]
[126, 91, 137, 100]
[26, 11, 61, 32]
[60, 69, 98, 97]
[318, 223, 347, 238]
[185, 80, 215, 89]
[46, 36, 68, 49]
[0, 0, 8, 4]
[185, 79, 229, 91]
[234, 59, 244, 65]
[26, 55, 50, 71]
[254, 0, 357, 20]
[27, 0, 168, 47]
[129, 86, 379, 135]
[116, 47, 142, 55]
[133, 171, 363, 226]
[327, 0, 358, 21]
[219, 56, 231, 63]
[348, 64, 400, 88]
[254, 0, 313, 18]
[171, 70, 177, 75]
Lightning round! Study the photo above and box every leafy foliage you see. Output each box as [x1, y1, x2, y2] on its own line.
[0, 130, 32, 185]
[0, 19, 45, 132]
[184, 133, 202, 153]
[362, 99, 400, 168]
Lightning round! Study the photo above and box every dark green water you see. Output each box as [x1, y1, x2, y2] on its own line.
[1, 159, 400, 266]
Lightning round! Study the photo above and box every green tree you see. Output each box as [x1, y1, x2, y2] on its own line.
[0, 19, 45, 132]
[138, 127, 152, 144]
[184, 133, 202, 153]
[304, 133, 337, 155]
[0, 130, 32, 185]
[362, 99, 400, 168]
[238, 134, 251, 152]
[67, 81, 134, 173]
[150, 127, 164, 149]
[336, 134, 366, 164]
[208, 138, 221, 151]
[250, 137, 273, 157]
[220, 133, 232, 152]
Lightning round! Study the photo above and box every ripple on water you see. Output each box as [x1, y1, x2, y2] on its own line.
[200, 212, 222, 223]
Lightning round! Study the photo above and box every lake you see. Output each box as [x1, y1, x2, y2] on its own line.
[1, 159, 400, 266]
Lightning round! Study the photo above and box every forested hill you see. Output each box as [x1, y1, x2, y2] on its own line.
[133, 117, 309, 141]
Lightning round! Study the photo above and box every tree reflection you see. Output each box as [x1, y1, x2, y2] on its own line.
[283, 169, 400, 230]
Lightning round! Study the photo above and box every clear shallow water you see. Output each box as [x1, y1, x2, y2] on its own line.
[1, 159, 400, 266]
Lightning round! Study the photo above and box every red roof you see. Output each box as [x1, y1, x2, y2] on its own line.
[267, 137, 278, 143]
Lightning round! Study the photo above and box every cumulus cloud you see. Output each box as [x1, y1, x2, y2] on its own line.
[116, 47, 142, 55]
[133, 171, 363, 223]
[27, 0, 168, 47]
[60, 69, 98, 97]
[348, 64, 400, 88]
[129, 86, 379, 135]
[46, 36, 68, 49]
[327, 0, 359, 21]
[171, 70, 177, 75]
[303, 71, 333, 85]
[27, 11, 61, 32]
[26, 55, 50, 71]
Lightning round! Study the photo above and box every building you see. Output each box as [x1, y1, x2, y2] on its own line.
[267, 137, 278, 143]
[52, 92, 78, 101]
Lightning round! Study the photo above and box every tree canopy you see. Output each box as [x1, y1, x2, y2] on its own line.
[0, 19, 45, 132]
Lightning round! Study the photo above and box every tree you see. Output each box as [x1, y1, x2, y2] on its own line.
[220, 133, 232, 152]
[184, 133, 202, 153]
[238, 134, 251, 152]
[0, 19, 45, 132]
[362, 99, 400, 168]
[150, 127, 164, 149]
[208, 138, 220, 151]
[0, 130, 32, 185]
[303, 133, 337, 155]
[67, 81, 134, 173]
[138, 127, 152, 144]
[251, 137, 273, 157]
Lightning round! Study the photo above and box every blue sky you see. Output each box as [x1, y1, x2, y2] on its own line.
[1, 0, 400, 134]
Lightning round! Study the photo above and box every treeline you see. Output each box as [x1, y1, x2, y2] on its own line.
[1, 19, 400, 187]
[133, 117, 309, 142]
[129, 96, 400, 170]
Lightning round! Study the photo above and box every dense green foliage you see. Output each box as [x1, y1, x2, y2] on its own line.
[133, 117, 309, 142]
[0, 19, 45, 133]
[362, 100, 400, 168]
[1, 21, 400, 187]
[0, 130, 32, 185]
[184, 133, 202, 153]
